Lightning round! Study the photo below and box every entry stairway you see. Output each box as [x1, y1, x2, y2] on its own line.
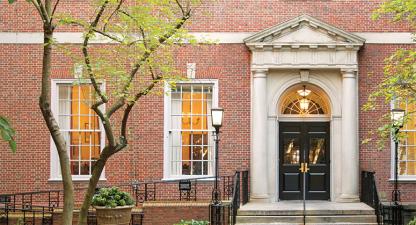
[236, 201, 377, 225]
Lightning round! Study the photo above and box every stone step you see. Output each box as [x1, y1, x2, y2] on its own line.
[236, 215, 377, 224]
[235, 201, 378, 225]
[237, 224, 377, 225]
[237, 209, 375, 216]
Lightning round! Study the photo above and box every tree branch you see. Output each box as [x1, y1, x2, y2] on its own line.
[28, 0, 44, 21]
[106, 11, 192, 118]
[127, 11, 191, 83]
[50, 0, 61, 23]
[120, 74, 163, 138]
[106, 99, 125, 117]
[92, 28, 124, 43]
[103, 0, 125, 32]
[82, 0, 110, 104]
[36, 0, 51, 23]
[175, 0, 186, 16]
[91, 104, 117, 148]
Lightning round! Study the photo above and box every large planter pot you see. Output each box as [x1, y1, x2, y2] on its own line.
[95, 205, 133, 225]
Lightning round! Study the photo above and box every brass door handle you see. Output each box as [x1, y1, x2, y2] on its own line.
[304, 163, 310, 173]
[299, 163, 310, 173]
[299, 163, 304, 173]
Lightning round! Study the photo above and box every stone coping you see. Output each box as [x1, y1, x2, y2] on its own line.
[52, 200, 232, 211]
[53, 207, 143, 213]
[6, 212, 52, 218]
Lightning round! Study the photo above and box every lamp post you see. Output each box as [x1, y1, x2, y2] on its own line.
[210, 107, 224, 225]
[391, 108, 405, 205]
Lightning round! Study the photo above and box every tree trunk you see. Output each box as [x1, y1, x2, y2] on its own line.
[39, 27, 74, 225]
[77, 149, 110, 225]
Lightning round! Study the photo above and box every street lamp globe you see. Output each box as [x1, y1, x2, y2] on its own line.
[211, 108, 224, 132]
[391, 108, 405, 128]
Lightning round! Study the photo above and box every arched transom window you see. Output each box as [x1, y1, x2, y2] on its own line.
[281, 85, 329, 115]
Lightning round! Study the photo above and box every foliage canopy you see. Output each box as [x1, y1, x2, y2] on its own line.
[364, 0, 416, 147]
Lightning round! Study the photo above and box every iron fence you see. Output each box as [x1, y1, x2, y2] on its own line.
[0, 205, 53, 225]
[0, 172, 242, 225]
[361, 170, 416, 225]
[209, 170, 249, 225]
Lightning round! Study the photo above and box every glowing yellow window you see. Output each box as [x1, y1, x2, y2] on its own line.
[170, 84, 214, 176]
[396, 101, 416, 176]
[58, 84, 101, 176]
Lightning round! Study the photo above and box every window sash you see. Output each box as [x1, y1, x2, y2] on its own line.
[392, 100, 416, 178]
[166, 82, 218, 178]
[50, 80, 105, 181]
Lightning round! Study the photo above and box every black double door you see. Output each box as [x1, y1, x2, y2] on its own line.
[279, 122, 330, 200]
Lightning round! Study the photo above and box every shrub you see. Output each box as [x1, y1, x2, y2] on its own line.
[409, 217, 416, 225]
[91, 187, 134, 208]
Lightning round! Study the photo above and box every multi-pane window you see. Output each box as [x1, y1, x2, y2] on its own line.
[396, 101, 416, 177]
[55, 83, 103, 177]
[168, 83, 215, 177]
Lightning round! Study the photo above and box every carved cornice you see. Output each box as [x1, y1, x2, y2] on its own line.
[244, 14, 365, 46]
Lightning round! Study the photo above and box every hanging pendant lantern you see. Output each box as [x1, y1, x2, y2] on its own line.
[298, 85, 310, 111]
[299, 98, 310, 111]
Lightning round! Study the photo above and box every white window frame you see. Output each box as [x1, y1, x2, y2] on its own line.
[163, 79, 219, 180]
[49, 79, 106, 181]
[390, 100, 416, 181]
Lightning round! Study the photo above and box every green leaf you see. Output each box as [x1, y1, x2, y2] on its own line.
[0, 130, 12, 141]
[0, 116, 16, 153]
[8, 140, 16, 153]
[8, 0, 16, 3]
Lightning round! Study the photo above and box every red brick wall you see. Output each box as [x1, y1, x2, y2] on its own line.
[358, 44, 416, 202]
[51, 204, 209, 225]
[142, 204, 209, 225]
[0, 0, 412, 32]
[0, 43, 251, 198]
[2, 41, 416, 201]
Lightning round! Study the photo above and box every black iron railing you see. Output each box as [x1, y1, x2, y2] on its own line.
[0, 205, 54, 225]
[360, 171, 416, 225]
[361, 171, 382, 224]
[208, 170, 249, 225]
[0, 174, 236, 209]
[241, 171, 249, 205]
[229, 171, 240, 224]
[0, 173, 240, 225]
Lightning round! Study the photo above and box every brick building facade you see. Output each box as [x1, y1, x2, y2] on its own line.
[0, 0, 415, 224]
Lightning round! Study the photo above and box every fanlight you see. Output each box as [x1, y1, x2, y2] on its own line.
[281, 85, 327, 115]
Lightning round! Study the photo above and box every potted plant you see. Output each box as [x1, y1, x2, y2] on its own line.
[92, 187, 135, 225]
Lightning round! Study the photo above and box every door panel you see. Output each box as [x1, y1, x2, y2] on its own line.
[308, 173, 326, 191]
[283, 173, 301, 191]
[279, 122, 330, 200]
[279, 124, 302, 200]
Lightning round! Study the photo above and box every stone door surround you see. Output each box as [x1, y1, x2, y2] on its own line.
[245, 14, 365, 202]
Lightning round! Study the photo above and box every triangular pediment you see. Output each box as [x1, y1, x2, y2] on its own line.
[245, 15, 365, 47]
